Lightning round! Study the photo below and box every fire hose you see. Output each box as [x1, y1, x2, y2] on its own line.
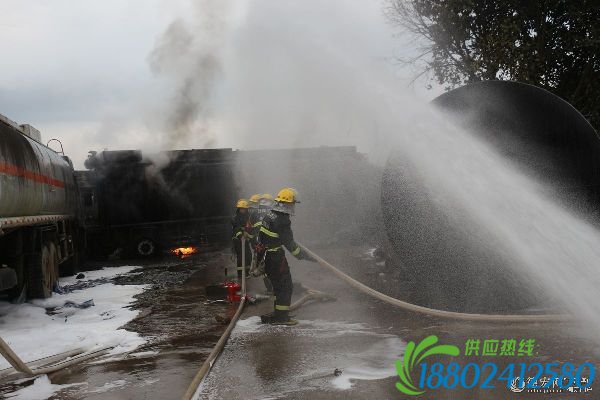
[182, 241, 570, 399]
[182, 238, 336, 400]
[299, 243, 570, 323]
[182, 236, 249, 400]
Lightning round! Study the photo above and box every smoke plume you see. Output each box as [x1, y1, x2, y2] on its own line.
[148, 0, 234, 149]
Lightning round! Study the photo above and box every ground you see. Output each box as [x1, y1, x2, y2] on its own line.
[0, 250, 235, 400]
[0, 246, 598, 400]
[200, 246, 600, 399]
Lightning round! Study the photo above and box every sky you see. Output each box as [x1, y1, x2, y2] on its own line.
[0, 0, 441, 168]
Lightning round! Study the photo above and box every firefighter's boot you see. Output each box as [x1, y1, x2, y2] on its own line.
[260, 312, 274, 324]
[260, 311, 297, 325]
[272, 310, 297, 326]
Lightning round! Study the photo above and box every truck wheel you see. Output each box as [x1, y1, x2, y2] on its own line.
[5, 254, 24, 302]
[4, 231, 25, 300]
[136, 239, 156, 257]
[60, 251, 79, 277]
[27, 242, 59, 299]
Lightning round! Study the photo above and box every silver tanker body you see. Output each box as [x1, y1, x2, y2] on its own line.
[0, 113, 80, 299]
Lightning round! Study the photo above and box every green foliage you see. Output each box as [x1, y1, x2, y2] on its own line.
[387, 0, 600, 129]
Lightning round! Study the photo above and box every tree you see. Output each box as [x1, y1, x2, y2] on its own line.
[386, 0, 600, 130]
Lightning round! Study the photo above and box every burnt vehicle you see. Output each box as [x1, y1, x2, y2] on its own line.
[80, 146, 379, 259]
[80, 149, 236, 258]
[0, 113, 80, 299]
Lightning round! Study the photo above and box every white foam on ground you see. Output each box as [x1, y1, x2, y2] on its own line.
[58, 265, 140, 286]
[237, 318, 393, 340]
[233, 316, 263, 334]
[364, 247, 377, 258]
[0, 267, 146, 370]
[233, 317, 396, 340]
[4, 375, 85, 400]
[330, 336, 404, 390]
[296, 319, 378, 336]
[228, 317, 404, 393]
[292, 320, 404, 391]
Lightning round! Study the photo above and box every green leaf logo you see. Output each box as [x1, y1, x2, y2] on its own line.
[395, 335, 460, 396]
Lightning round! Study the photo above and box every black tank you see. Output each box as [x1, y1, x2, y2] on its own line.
[382, 81, 600, 312]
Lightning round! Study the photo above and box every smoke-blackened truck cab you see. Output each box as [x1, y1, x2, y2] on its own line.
[80, 149, 236, 259]
[0, 113, 80, 299]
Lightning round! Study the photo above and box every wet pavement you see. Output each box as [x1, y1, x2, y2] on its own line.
[2, 246, 599, 399]
[199, 247, 600, 399]
[0, 249, 237, 400]
[51, 251, 239, 400]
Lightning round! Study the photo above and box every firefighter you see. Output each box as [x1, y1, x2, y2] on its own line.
[258, 193, 275, 219]
[246, 193, 262, 247]
[256, 188, 315, 325]
[243, 193, 260, 271]
[250, 193, 275, 240]
[248, 193, 261, 220]
[252, 193, 276, 294]
[231, 199, 252, 281]
[241, 193, 272, 292]
[247, 193, 264, 241]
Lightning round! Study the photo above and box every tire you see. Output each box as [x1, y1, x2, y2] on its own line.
[27, 242, 59, 299]
[136, 239, 156, 257]
[61, 226, 82, 276]
[6, 254, 25, 301]
[60, 251, 79, 277]
[4, 231, 25, 300]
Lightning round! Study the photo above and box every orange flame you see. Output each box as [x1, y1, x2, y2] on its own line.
[171, 247, 198, 256]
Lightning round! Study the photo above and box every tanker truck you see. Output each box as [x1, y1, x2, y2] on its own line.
[0, 113, 80, 299]
[382, 81, 600, 313]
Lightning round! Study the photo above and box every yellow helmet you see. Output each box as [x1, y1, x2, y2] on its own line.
[275, 187, 299, 203]
[261, 193, 274, 200]
[249, 194, 261, 203]
[236, 199, 249, 209]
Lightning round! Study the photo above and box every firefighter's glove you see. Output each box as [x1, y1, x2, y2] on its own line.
[255, 243, 266, 261]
